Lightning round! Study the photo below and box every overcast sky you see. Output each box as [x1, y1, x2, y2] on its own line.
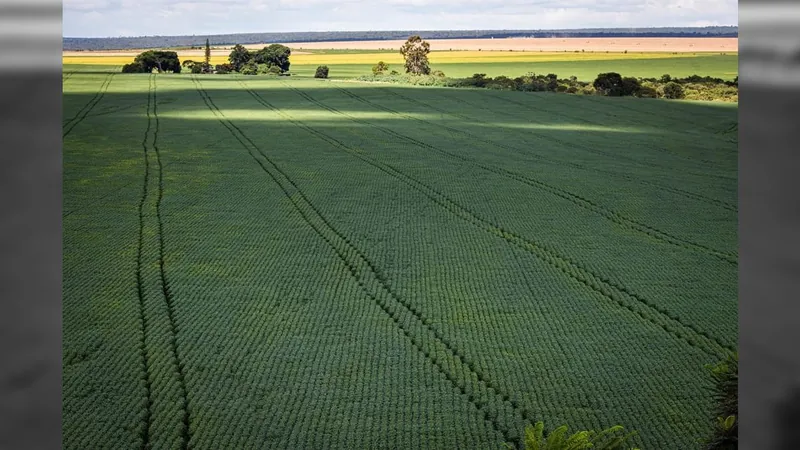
[63, 0, 738, 38]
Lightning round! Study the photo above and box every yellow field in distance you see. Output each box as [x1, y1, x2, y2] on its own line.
[63, 50, 733, 66]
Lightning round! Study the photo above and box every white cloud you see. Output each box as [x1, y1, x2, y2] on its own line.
[63, 0, 738, 37]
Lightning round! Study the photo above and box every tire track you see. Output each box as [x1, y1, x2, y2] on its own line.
[578, 95, 739, 145]
[449, 90, 736, 172]
[434, 90, 737, 212]
[241, 80, 734, 359]
[388, 87, 736, 185]
[137, 75, 191, 450]
[63, 72, 115, 138]
[290, 82, 737, 265]
[193, 76, 526, 447]
[62, 70, 78, 82]
[135, 74, 155, 450]
[152, 76, 192, 450]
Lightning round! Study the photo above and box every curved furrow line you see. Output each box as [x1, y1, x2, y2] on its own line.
[494, 89, 737, 146]
[446, 90, 736, 172]
[63, 73, 115, 138]
[335, 84, 738, 213]
[242, 81, 733, 359]
[62, 70, 78, 82]
[422, 90, 737, 212]
[292, 82, 736, 265]
[194, 76, 527, 447]
[152, 76, 192, 450]
[387, 87, 737, 185]
[577, 94, 739, 144]
[135, 73, 155, 450]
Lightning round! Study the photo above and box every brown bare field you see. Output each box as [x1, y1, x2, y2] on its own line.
[287, 37, 738, 53]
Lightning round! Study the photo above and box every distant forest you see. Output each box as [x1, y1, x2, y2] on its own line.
[64, 26, 738, 51]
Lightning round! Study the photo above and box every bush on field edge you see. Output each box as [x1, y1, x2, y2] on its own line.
[498, 351, 738, 450]
[354, 71, 738, 102]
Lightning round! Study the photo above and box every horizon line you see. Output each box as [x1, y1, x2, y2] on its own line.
[63, 25, 739, 40]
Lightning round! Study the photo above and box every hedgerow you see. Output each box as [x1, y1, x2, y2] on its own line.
[355, 71, 737, 101]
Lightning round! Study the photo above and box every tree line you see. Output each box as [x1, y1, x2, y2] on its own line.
[64, 26, 738, 51]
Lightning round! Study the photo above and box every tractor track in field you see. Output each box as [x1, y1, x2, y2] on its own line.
[135, 74, 155, 450]
[62, 70, 78, 82]
[485, 88, 738, 148]
[461, 89, 737, 173]
[194, 76, 526, 447]
[136, 74, 192, 450]
[388, 86, 737, 186]
[302, 83, 737, 265]
[579, 94, 739, 143]
[243, 80, 734, 359]
[421, 90, 737, 212]
[152, 76, 192, 450]
[63, 72, 115, 138]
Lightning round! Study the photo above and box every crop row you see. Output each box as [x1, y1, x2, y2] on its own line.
[187, 77, 725, 447]
[254, 80, 737, 347]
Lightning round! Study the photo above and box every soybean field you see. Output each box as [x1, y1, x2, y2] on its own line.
[63, 68, 738, 449]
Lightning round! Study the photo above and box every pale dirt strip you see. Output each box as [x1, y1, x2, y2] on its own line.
[63, 37, 737, 59]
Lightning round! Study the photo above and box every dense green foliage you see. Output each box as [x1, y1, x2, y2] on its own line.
[225, 43, 292, 74]
[703, 352, 738, 449]
[356, 70, 738, 101]
[64, 68, 737, 449]
[63, 26, 738, 50]
[507, 422, 639, 450]
[121, 50, 181, 73]
[314, 65, 330, 78]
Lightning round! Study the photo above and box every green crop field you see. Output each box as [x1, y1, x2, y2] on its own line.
[63, 66, 737, 449]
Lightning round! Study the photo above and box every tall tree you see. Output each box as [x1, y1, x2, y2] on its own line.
[400, 35, 431, 75]
[228, 44, 251, 72]
[252, 44, 291, 73]
[204, 38, 211, 73]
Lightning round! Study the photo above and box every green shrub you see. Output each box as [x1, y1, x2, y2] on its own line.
[240, 60, 258, 75]
[190, 64, 203, 74]
[214, 63, 234, 74]
[315, 65, 329, 78]
[431, 70, 446, 78]
[266, 65, 282, 75]
[506, 421, 639, 450]
[593, 72, 624, 96]
[372, 61, 389, 75]
[662, 82, 685, 99]
[122, 62, 148, 73]
[702, 352, 737, 450]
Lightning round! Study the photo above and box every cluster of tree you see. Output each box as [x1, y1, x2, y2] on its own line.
[121, 50, 181, 73]
[63, 26, 737, 51]
[225, 44, 291, 75]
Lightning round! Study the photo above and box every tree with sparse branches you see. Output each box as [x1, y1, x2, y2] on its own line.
[400, 35, 431, 75]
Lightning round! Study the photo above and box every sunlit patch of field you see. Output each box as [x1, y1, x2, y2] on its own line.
[64, 49, 734, 67]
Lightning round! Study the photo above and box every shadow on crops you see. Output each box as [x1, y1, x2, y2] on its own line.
[63, 78, 739, 141]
